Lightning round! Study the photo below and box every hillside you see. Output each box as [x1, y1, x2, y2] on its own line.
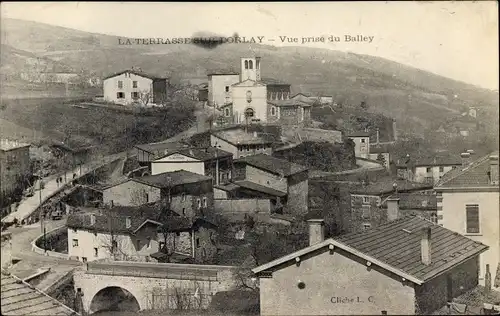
[1, 18, 498, 137]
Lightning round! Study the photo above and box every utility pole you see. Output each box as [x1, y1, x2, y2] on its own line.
[214, 142, 221, 185]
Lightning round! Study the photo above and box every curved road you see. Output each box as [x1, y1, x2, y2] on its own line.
[2, 104, 211, 289]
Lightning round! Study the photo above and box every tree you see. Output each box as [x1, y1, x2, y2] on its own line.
[99, 213, 132, 261]
[376, 153, 387, 166]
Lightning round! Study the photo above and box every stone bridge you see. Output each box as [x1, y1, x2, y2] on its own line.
[73, 260, 240, 314]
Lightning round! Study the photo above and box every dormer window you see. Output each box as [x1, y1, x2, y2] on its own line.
[248, 60, 253, 69]
[244, 60, 249, 69]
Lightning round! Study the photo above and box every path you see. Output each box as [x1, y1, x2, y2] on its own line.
[2, 152, 125, 223]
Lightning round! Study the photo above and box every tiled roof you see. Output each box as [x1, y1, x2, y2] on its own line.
[395, 152, 463, 167]
[213, 129, 276, 146]
[0, 139, 30, 151]
[234, 180, 287, 197]
[381, 193, 437, 210]
[348, 132, 371, 137]
[134, 141, 189, 156]
[156, 147, 233, 162]
[336, 216, 488, 282]
[268, 100, 312, 107]
[214, 183, 241, 192]
[235, 154, 308, 177]
[253, 216, 489, 284]
[436, 151, 499, 188]
[103, 69, 168, 81]
[207, 72, 239, 76]
[349, 177, 433, 195]
[291, 93, 312, 98]
[260, 78, 290, 85]
[231, 79, 266, 87]
[67, 203, 170, 233]
[66, 203, 216, 234]
[1, 271, 78, 315]
[133, 170, 212, 188]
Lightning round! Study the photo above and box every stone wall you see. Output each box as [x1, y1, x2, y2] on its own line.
[214, 199, 271, 215]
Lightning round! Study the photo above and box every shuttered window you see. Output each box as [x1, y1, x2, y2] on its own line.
[466, 204, 480, 234]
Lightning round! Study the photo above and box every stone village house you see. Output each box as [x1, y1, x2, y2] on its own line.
[252, 216, 489, 315]
[66, 203, 217, 264]
[435, 151, 500, 289]
[100, 170, 214, 218]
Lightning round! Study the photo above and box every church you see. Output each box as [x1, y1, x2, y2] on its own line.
[208, 57, 312, 126]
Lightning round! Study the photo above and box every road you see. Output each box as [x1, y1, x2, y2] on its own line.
[2, 152, 126, 223]
[6, 217, 81, 292]
[2, 105, 209, 290]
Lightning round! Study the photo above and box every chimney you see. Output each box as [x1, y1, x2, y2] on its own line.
[421, 227, 432, 265]
[307, 219, 325, 246]
[489, 155, 499, 185]
[485, 264, 492, 292]
[460, 152, 471, 168]
[386, 197, 400, 221]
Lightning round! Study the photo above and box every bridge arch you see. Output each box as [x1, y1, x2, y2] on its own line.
[89, 286, 140, 314]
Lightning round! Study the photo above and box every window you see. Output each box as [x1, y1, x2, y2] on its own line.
[224, 108, 230, 117]
[117, 81, 123, 89]
[244, 60, 249, 69]
[136, 239, 142, 249]
[132, 81, 138, 88]
[82, 257, 87, 263]
[72, 239, 79, 247]
[147, 237, 151, 249]
[73, 228, 77, 233]
[363, 196, 370, 204]
[361, 139, 366, 143]
[466, 205, 480, 234]
[196, 238, 200, 248]
[248, 60, 253, 69]
[176, 232, 180, 237]
[363, 223, 371, 230]
[430, 213, 438, 224]
[256, 59, 260, 69]
[425, 176, 433, 184]
[132, 92, 139, 99]
[362, 205, 371, 219]
[112, 240, 118, 251]
[225, 86, 229, 92]
[203, 197, 207, 207]
[439, 166, 445, 172]
[197, 198, 201, 209]
[426, 167, 432, 173]
[94, 248, 98, 257]
[94, 232, 97, 236]
[271, 106, 276, 116]
[181, 193, 186, 202]
[117, 92, 125, 99]
[159, 241, 165, 251]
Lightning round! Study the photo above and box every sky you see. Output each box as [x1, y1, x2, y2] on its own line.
[1, 1, 498, 90]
